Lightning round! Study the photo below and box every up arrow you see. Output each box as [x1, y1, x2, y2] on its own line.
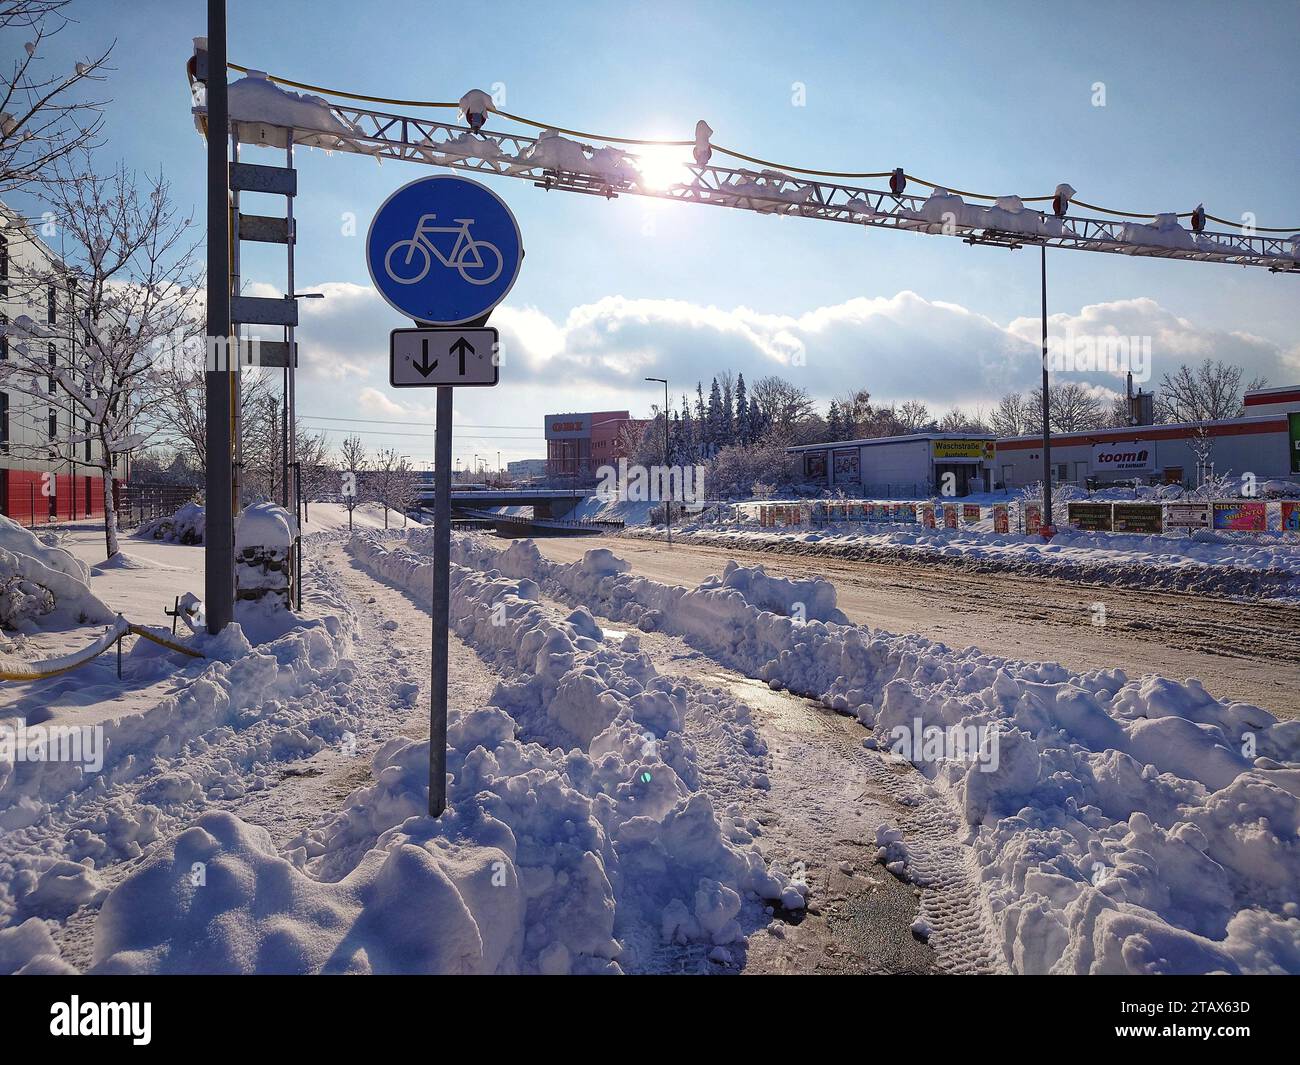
[449, 336, 475, 375]
[413, 338, 438, 378]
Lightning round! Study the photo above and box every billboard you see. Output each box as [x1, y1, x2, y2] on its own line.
[933, 438, 995, 461]
[832, 448, 860, 480]
[962, 503, 981, 524]
[1067, 502, 1113, 531]
[1024, 502, 1042, 534]
[1212, 502, 1266, 532]
[1112, 503, 1163, 534]
[992, 505, 1009, 533]
[1282, 500, 1300, 533]
[942, 503, 958, 528]
[1164, 503, 1210, 531]
[804, 453, 827, 479]
[1089, 440, 1155, 473]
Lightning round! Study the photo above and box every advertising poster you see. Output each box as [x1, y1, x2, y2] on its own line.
[993, 505, 1009, 533]
[1112, 503, 1163, 534]
[1281, 500, 1300, 533]
[805, 454, 827, 480]
[1164, 503, 1211, 531]
[1212, 502, 1266, 532]
[919, 504, 936, 529]
[942, 503, 958, 529]
[895, 503, 917, 522]
[962, 504, 981, 524]
[1024, 502, 1042, 534]
[832, 448, 861, 481]
[1067, 502, 1113, 532]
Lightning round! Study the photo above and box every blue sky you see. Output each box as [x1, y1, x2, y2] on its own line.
[17, 0, 1300, 466]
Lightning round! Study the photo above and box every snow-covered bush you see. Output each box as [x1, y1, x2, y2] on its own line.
[706, 441, 796, 499]
[136, 501, 204, 544]
[0, 516, 113, 631]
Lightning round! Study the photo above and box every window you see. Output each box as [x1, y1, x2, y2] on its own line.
[0, 233, 7, 300]
[48, 410, 58, 440]
[47, 283, 57, 325]
[0, 393, 8, 451]
[0, 312, 7, 360]
[48, 342, 57, 394]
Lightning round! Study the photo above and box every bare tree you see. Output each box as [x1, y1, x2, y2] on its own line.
[751, 375, 815, 440]
[295, 428, 332, 520]
[0, 0, 112, 193]
[338, 434, 367, 531]
[368, 447, 404, 529]
[0, 154, 198, 559]
[989, 391, 1035, 437]
[1026, 382, 1109, 433]
[896, 399, 935, 434]
[938, 406, 989, 433]
[1156, 359, 1265, 423]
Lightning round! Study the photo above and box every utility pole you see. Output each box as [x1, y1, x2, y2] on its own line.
[204, 0, 234, 633]
[1040, 243, 1052, 530]
[428, 385, 452, 816]
[645, 376, 670, 545]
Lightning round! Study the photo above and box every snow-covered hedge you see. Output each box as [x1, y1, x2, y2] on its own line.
[447, 533, 1300, 975]
[0, 516, 113, 631]
[136, 502, 204, 545]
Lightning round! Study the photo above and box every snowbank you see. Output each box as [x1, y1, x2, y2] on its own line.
[443, 534, 1300, 975]
[85, 535, 803, 974]
[0, 516, 113, 631]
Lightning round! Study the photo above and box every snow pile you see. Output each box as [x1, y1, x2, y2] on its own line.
[449, 534, 1300, 974]
[136, 502, 204, 545]
[627, 522, 1300, 602]
[86, 535, 801, 974]
[0, 516, 113, 631]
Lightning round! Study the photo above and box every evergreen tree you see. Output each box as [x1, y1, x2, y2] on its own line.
[735, 373, 750, 445]
[721, 373, 735, 443]
[707, 377, 725, 454]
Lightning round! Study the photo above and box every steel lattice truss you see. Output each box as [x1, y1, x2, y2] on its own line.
[204, 100, 1300, 273]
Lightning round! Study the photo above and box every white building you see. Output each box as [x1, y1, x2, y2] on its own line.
[0, 200, 122, 524]
[786, 433, 997, 497]
[995, 387, 1299, 490]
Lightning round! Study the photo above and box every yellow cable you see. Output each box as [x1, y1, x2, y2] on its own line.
[224, 62, 1300, 233]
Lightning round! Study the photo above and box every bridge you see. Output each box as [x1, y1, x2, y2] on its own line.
[414, 482, 591, 520]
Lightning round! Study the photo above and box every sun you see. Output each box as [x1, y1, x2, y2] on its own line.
[634, 144, 691, 191]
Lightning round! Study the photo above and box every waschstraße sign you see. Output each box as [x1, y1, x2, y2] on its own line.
[932, 439, 995, 460]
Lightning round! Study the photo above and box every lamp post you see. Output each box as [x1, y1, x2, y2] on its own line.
[645, 376, 670, 546]
[287, 291, 323, 518]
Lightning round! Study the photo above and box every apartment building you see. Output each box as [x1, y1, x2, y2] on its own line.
[0, 199, 120, 524]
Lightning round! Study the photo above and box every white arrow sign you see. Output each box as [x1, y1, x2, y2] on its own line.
[389, 327, 500, 387]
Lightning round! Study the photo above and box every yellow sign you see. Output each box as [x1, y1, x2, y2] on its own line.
[932, 439, 995, 461]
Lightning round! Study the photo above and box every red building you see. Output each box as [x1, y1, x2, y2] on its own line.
[545, 410, 647, 482]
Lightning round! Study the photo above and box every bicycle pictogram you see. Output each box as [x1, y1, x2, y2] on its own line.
[383, 213, 505, 286]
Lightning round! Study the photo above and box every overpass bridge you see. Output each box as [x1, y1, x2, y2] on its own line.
[415, 483, 591, 520]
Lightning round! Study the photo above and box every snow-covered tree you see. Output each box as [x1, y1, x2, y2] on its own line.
[1156, 359, 1265, 423]
[0, 0, 112, 193]
[0, 156, 198, 559]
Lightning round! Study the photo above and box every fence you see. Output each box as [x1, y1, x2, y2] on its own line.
[116, 484, 200, 530]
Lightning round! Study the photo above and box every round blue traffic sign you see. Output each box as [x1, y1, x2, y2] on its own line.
[366, 174, 523, 325]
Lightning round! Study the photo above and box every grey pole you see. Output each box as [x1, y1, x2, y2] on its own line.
[1040, 243, 1052, 530]
[204, 0, 234, 633]
[645, 376, 670, 545]
[429, 384, 453, 816]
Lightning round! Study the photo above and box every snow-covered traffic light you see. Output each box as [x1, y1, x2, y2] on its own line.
[1052, 183, 1076, 218]
[458, 89, 494, 132]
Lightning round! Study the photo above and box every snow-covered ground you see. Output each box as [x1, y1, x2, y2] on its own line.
[627, 522, 1300, 602]
[3, 520, 1296, 974]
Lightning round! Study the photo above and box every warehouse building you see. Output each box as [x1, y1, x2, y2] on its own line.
[0, 201, 122, 524]
[786, 433, 997, 497]
[995, 386, 1299, 490]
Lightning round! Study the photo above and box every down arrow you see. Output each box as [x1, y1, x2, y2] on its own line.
[413, 338, 438, 378]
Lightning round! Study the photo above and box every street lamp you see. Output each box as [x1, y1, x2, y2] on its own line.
[645, 376, 670, 546]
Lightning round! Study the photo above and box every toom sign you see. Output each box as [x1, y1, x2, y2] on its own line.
[1090, 441, 1155, 473]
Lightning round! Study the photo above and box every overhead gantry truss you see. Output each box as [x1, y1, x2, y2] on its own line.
[191, 73, 1300, 274]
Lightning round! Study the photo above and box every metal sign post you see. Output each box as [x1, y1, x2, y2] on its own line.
[367, 174, 522, 816]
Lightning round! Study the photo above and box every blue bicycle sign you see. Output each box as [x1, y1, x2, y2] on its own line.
[367, 175, 523, 325]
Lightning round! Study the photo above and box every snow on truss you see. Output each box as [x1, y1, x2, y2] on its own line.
[227, 71, 374, 152]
